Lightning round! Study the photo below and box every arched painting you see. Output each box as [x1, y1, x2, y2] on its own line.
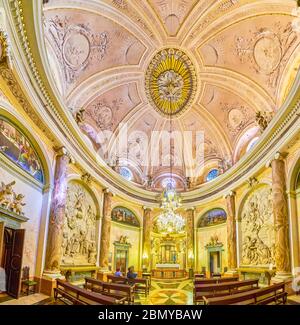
[111, 206, 140, 227]
[0, 117, 44, 183]
[198, 208, 227, 228]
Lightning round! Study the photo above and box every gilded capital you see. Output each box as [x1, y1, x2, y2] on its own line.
[266, 151, 287, 167]
[103, 188, 114, 196]
[224, 190, 236, 199]
[185, 207, 195, 212]
[247, 177, 259, 188]
[81, 172, 92, 184]
[0, 30, 9, 64]
[143, 206, 153, 211]
[54, 146, 75, 164]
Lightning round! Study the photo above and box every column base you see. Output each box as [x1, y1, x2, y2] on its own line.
[224, 269, 239, 277]
[271, 272, 293, 295]
[42, 271, 65, 280]
[97, 269, 111, 281]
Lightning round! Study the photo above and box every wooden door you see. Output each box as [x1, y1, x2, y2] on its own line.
[0, 222, 4, 267]
[115, 250, 127, 273]
[6, 228, 25, 298]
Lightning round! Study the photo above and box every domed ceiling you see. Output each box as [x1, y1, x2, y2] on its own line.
[42, 0, 300, 191]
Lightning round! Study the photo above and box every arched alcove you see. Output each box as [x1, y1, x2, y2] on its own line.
[110, 206, 141, 273]
[196, 208, 228, 276]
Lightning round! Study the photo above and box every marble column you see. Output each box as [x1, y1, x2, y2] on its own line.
[44, 147, 72, 274]
[225, 191, 237, 273]
[99, 190, 113, 270]
[186, 208, 195, 269]
[142, 207, 152, 270]
[271, 152, 291, 278]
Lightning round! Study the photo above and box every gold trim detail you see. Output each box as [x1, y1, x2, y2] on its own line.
[145, 48, 197, 116]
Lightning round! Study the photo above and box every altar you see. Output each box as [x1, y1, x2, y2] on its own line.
[156, 264, 180, 269]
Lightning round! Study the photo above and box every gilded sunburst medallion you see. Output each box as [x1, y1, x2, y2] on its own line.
[145, 48, 197, 117]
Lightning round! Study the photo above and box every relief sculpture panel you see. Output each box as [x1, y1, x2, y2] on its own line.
[240, 186, 275, 266]
[62, 181, 97, 266]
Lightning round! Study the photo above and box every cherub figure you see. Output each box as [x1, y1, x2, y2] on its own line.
[9, 193, 26, 215]
[0, 181, 16, 208]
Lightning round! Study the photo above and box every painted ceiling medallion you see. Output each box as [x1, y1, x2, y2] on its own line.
[145, 48, 197, 116]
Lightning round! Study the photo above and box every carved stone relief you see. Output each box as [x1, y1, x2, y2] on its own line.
[221, 102, 254, 137]
[84, 98, 121, 131]
[234, 22, 298, 88]
[62, 181, 97, 265]
[240, 186, 275, 266]
[45, 16, 108, 84]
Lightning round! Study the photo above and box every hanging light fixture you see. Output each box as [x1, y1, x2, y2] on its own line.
[156, 4, 185, 234]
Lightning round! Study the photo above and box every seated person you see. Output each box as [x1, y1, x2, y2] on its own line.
[114, 268, 122, 277]
[126, 266, 137, 284]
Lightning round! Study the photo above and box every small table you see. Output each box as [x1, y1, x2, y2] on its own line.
[142, 272, 151, 286]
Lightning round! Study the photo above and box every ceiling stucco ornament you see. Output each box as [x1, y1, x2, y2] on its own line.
[145, 48, 197, 117]
[0, 30, 9, 63]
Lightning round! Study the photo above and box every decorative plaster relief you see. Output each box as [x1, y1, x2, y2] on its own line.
[240, 186, 275, 266]
[62, 181, 97, 265]
[46, 15, 108, 84]
[235, 22, 298, 89]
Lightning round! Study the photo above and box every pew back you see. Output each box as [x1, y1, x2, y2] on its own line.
[203, 283, 287, 305]
[54, 279, 119, 305]
[194, 276, 239, 285]
[85, 277, 135, 304]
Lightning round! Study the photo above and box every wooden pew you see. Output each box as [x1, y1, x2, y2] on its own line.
[107, 274, 150, 296]
[194, 279, 259, 304]
[85, 277, 135, 304]
[203, 282, 287, 305]
[54, 279, 121, 305]
[132, 277, 150, 296]
[194, 276, 239, 285]
[107, 274, 128, 284]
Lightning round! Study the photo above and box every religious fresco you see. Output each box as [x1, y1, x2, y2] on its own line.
[0, 118, 44, 183]
[197, 208, 227, 228]
[111, 206, 140, 227]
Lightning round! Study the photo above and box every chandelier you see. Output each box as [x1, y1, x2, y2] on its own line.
[157, 180, 184, 234]
[156, 208, 185, 234]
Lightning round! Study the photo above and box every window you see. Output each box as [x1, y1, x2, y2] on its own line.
[119, 167, 133, 181]
[206, 169, 219, 182]
[161, 177, 176, 189]
[246, 137, 259, 152]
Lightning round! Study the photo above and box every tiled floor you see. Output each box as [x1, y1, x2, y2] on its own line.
[287, 294, 300, 304]
[135, 279, 193, 305]
[0, 279, 193, 305]
[0, 293, 49, 305]
[0, 280, 299, 305]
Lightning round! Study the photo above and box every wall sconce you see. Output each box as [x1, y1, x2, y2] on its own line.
[188, 252, 194, 260]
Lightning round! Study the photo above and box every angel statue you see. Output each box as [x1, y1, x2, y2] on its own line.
[0, 181, 16, 208]
[9, 193, 26, 215]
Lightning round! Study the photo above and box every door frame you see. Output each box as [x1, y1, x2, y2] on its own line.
[113, 242, 131, 272]
[206, 244, 224, 274]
